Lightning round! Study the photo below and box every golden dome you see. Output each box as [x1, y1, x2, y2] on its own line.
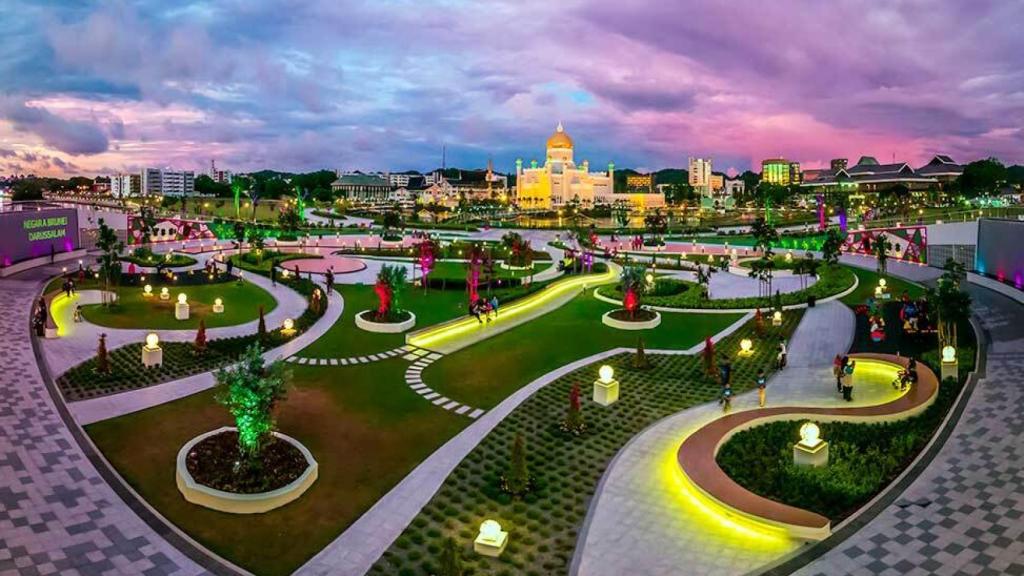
[546, 122, 573, 149]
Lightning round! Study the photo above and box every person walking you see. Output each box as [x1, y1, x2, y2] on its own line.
[226, 259, 234, 276]
[489, 295, 499, 319]
[842, 359, 856, 401]
[270, 265, 277, 287]
[756, 368, 767, 408]
[720, 380, 733, 413]
[777, 338, 788, 370]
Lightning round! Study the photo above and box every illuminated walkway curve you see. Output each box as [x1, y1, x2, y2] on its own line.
[676, 353, 938, 541]
[573, 300, 861, 576]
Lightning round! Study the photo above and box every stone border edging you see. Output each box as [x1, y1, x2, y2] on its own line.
[355, 310, 416, 333]
[754, 310, 987, 575]
[600, 309, 662, 330]
[176, 427, 318, 514]
[593, 272, 858, 314]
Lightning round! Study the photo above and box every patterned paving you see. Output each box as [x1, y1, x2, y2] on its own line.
[0, 272, 208, 576]
[794, 284, 1024, 576]
[402, 352, 485, 419]
[285, 345, 410, 366]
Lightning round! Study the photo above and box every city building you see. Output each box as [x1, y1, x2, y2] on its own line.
[625, 173, 654, 194]
[209, 160, 232, 184]
[515, 123, 616, 209]
[330, 172, 392, 203]
[710, 173, 725, 192]
[142, 167, 195, 196]
[831, 158, 849, 171]
[91, 178, 111, 194]
[724, 178, 745, 197]
[110, 173, 141, 198]
[688, 157, 713, 196]
[799, 154, 963, 193]
[761, 158, 801, 186]
[388, 173, 417, 188]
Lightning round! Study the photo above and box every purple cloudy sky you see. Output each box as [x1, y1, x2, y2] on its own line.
[1, 0, 1022, 177]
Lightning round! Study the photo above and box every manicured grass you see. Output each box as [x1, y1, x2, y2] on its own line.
[736, 254, 810, 270]
[840, 265, 926, 306]
[86, 360, 468, 576]
[371, 312, 803, 576]
[122, 253, 198, 268]
[80, 280, 277, 329]
[427, 260, 552, 282]
[424, 293, 744, 408]
[300, 284, 469, 358]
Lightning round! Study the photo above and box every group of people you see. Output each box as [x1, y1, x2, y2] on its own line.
[717, 358, 770, 412]
[833, 355, 857, 401]
[60, 277, 77, 298]
[469, 296, 500, 324]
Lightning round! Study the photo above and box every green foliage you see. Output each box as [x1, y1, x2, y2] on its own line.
[215, 344, 290, 463]
[821, 227, 843, 265]
[926, 259, 972, 347]
[717, 375, 966, 521]
[438, 537, 463, 576]
[96, 218, 123, 305]
[501, 433, 531, 497]
[958, 157, 1007, 197]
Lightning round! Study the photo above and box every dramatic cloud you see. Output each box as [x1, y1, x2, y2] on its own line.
[0, 0, 1021, 176]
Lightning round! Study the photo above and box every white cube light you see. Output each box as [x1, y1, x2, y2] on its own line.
[142, 333, 162, 367]
[213, 298, 224, 314]
[474, 519, 508, 557]
[794, 421, 828, 467]
[594, 364, 619, 406]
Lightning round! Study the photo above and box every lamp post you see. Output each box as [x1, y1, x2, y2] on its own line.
[941, 345, 958, 382]
[175, 293, 190, 320]
[592, 364, 619, 406]
[142, 333, 163, 367]
[474, 519, 508, 557]
[793, 422, 828, 467]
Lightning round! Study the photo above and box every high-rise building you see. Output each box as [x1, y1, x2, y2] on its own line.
[830, 158, 848, 171]
[688, 157, 712, 195]
[761, 158, 801, 186]
[142, 167, 195, 196]
[110, 173, 141, 198]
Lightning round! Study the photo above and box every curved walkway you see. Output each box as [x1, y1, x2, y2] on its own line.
[0, 267, 207, 576]
[794, 283, 1024, 576]
[677, 354, 937, 541]
[573, 301, 862, 576]
[295, 309, 752, 576]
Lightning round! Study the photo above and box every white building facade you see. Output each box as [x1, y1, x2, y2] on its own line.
[142, 168, 196, 196]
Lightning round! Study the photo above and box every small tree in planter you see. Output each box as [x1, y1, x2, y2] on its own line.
[754, 308, 765, 336]
[620, 264, 646, 320]
[702, 336, 716, 378]
[374, 264, 408, 321]
[214, 344, 290, 469]
[501, 433, 531, 497]
[633, 337, 651, 370]
[257, 305, 267, 344]
[96, 333, 110, 375]
[439, 536, 463, 576]
[561, 383, 586, 436]
[194, 320, 207, 355]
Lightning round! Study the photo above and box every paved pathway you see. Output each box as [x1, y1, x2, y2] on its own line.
[572, 301, 906, 576]
[0, 269, 208, 576]
[659, 268, 815, 299]
[296, 310, 752, 576]
[41, 252, 308, 379]
[840, 253, 943, 283]
[795, 284, 1024, 576]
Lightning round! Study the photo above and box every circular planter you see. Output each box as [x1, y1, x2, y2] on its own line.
[601, 309, 662, 330]
[500, 261, 534, 271]
[176, 427, 317, 514]
[355, 309, 416, 333]
[378, 239, 405, 249]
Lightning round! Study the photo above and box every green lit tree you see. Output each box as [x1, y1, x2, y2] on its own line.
[214, 344, 290, 465]
[438, 537, 463, 576]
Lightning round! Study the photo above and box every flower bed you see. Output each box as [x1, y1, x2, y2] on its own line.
[177, 427, 318, 514]
[602, 308, 662, 330]
[355, 309, 416, 333]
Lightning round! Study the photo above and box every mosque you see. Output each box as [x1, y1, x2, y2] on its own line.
[514, 123, 616, 209]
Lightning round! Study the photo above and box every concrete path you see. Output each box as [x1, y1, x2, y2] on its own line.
[67, 279, 343, 426]
[572, 301, 902, 576]
[658, 267, 816, 299]
[296, 312, 752, 576]
[40, 253, 308, 380]
[840, 253, 943, 283]
[0, 268, 208, 576]
[795, 283, 1024, 576]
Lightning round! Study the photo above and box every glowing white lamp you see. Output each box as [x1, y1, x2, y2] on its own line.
[160, 287, 169, 300]
[177, 293, 187, 304]
[213, 297, 224, 314]
[739, 338, 753, 355]
[772, 310, 783, 326]
[143, 284, 153, 296]
[942, 345, 956, 363]
[785, 250, 793, 263]
[282, 318, 295, 335]
[474, 519, 508, 557]
[175, 293, 190, 320]
[645, 272, 654, 286]
[142, 332, 162, 367]
[594, 364, 619, 406]
[794, 421, 828, 467]
[879, 278, 887, 288]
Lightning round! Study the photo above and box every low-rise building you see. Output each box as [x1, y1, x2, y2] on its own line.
[142, 167, 195, 196]
[799, 155, 963, 193]
[111, 173, 141, 198]
[330, 172, 391, 203]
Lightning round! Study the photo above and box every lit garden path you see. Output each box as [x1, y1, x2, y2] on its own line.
[792, 284, 1024, 576]
[296, 310, 753, 576]
[840, 252, 943, 283]
[572, 301, 879, 576]
[39, 250, 308, 381]
[655, 267, 816, 299]
[0, 267, 208, 576]
[65, 273, 343, 426]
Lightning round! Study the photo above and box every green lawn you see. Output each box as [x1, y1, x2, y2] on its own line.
[300, 284, 469, 358]
[86, 360, 467, 576]
[427, 260, 553, 282]
[840, 265, 926, 306]
[424, 293, 743, 408]
[80, 280, 277, 329]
